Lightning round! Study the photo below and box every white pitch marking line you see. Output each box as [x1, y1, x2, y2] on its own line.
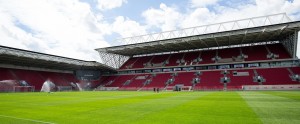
[0, 114, 55, 124]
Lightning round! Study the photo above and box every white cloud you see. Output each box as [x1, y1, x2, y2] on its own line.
[142, 3, 183, 31]
[140, 0, 300, 56]
[112, 16, 147, 38]
[141, 1, 300, 30]
[97, 0, 127, 11]
[190, 0, 219, 8]
[189, 0, 300, 27]
[181, 7, 215, 28]
[1, 0, 300, 62]
[0, 0, 111, 61]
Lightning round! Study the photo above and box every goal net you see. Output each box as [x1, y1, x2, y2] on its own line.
[13, 86, 35, 92]
[57, 86, 73, 92]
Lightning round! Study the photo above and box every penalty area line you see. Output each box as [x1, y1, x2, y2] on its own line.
[0, 114, 55, 124]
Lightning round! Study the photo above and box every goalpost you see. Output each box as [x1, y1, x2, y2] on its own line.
[13, 86, 35, 92]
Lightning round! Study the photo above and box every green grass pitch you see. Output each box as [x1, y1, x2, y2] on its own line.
[0, 91, 300, 124]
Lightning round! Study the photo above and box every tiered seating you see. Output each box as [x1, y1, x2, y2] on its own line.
[151, 54, 169, 64]
[243, 45, 268, 61]
[132, 56, 153, 68]
[256, 68, 296, 85]
[99, 67, 300, 91]
[100, 76, 118, 86]
[169, 72, 194, 86]
[118, 44, 292, 70]
[95, 43, 296, 91]
[167, 53, 184, 66]
[195, 71, 223, 89]
[290, 67, 300, 74]
[267, 44, 291, 59]
[218, 48, 239, 59]
[145, 73, 171, 88]
[0, 68, 15, 81]
[0, 68, 83, 91]
[227, 70, 256, 89]
[39, 72, 70, 86]
[122, 74, 150, 88]
[199, 50, 216, 64]
[0, 68, 17, 92]
[184, 51, 200, 65]
[61, 73, 79, 83]
[12, 69, 45, 90]
[119, 57, 139, 69]
[106, 75, 135, 87]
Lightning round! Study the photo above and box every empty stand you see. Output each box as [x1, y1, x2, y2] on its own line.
[218, 48, 239, 59]
[256, 68, 296, 85]
[118, 44, 292, 70]
[120, 57, 139, 69]
[227, 70, 256, 89]
[290, 67, 300, 74]
[0, 68, 82, 91]
[39, 72, 70, 86]
[195, 71, 223, 90]
[169, 72, 194, 86]
[184, 52, 200, 65]
[106, 75, 135, 87]
[199, 50, 216, 64]
[12, 69, 45, 91]
[267, 44, 291, 59]
[132, 56, 153, 68]
[100, 76, 118, 86]
[151, 54, 169, 64]
[122, 74, 150, 88]
[243, 45, 268, 61]
[167, 53, 184, 66]
[145, 73, 171, 88]
[62, 73, 79, 83]
[0, 68, 15, 81]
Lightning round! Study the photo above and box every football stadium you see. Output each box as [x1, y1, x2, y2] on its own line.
[1, 12, 300, 123]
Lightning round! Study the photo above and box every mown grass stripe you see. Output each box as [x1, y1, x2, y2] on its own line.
[0, 114, 55, 124]
[81, 92, 211, 124]
[260, 91, 300, 101]
[1, 91, 300, 124]
[134, 92, 261, 124]
[239, 91, 300, 124]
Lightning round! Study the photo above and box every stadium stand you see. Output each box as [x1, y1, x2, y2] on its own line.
[122, 74, 149, 87]
[12, 69, 45, 90]
[1, 13, 300, 92]
[256, 68, 295, 85]
[227, 69, 256, 89]
[194, 71, 223, 90]
[0, 68, 15, 81]
[169, 72, 194, 87]
[117, 43, 293, 70]
[167, 53, 184, 66]
[0, 68, 79, 91]
[146, 73, 171, 88]
[105, 75, 135, 87]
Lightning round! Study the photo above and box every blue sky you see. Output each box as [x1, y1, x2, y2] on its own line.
[0, 0, 300, 61]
